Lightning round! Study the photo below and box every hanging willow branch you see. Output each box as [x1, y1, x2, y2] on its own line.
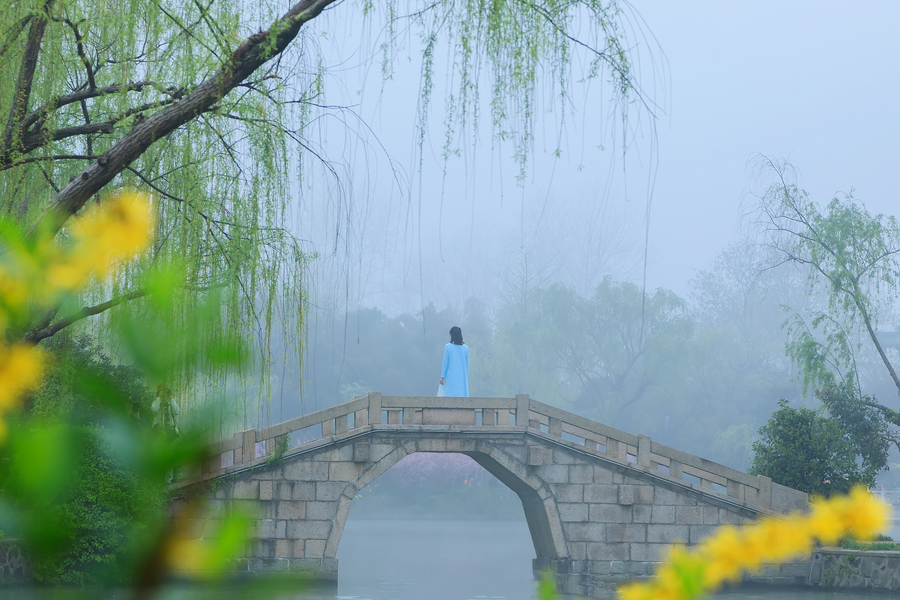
[0, 0, 652, 421]
[26, 0, 338, 238]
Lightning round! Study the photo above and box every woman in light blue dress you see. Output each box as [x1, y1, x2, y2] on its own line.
[440, 326, 469, 397]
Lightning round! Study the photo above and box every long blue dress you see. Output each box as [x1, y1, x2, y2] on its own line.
[441, 343, 469, 397]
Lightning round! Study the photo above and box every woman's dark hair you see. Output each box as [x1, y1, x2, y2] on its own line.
[449, 326, 464, 345]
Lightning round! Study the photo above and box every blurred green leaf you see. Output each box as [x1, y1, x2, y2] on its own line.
[537, 570, 558, 600]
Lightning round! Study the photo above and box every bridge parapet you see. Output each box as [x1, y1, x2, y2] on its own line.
[191, 393, 805, 516]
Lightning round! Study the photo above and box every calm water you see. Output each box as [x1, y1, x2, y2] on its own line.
[6, 519, 900, 600]
[331, 519, 537, 600]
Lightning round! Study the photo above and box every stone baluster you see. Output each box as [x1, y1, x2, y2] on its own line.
[757, 474, 772, 509]
[548, 417, 562, 437]
[637, 434, 652, 468]
[726, 478, 744, 501]
[515, 394, 529, 427]
[238, 429, 256, 464]
[335, 413, 348, 434]
[367, 392, 382, 425]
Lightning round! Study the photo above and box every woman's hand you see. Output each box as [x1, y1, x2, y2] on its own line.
[440, 377, 444, 385]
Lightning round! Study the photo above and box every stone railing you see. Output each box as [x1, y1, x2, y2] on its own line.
[190, 393, 806, 514]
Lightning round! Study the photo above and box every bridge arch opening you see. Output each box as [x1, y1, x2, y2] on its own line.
[326, 441, 568, 597]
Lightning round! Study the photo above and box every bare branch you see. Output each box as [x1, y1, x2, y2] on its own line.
[26, 0, 340, 241]
[24, 282, 229, 343]
[37, 163, 60, 193]
[24, 289, 148, 343]
[55, 17, 96, 90]
[20, 82, 159, 131]
[0, 154, 99, 173]
[18, 123, 114, 155]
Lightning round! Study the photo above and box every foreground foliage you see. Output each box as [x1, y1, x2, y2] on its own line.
[4, 424, 166, 585]
[0, 192, 246, 593]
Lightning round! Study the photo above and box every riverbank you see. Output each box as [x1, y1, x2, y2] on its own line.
[738, 548, 900, 592]
[809, 548, 900, 591]
[5, 536, 900, 595]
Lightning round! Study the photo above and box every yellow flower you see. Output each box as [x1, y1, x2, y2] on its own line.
[0, 271, 29, 309]
[807, 500, 843, 546]
[0, 191, 154, 318]
[0, 344, 44, 408]
[698, 526, 744, 586]
[0, 344, 45, 442]
[736, 521, 771, 572]
[619, 581, 656, 600]
[617, 488, 889, 600]
[767, 519, 813, 563]
[47, 191, 154, 292]
[839, 486, 890, 539]
[0, 190, 154, 443]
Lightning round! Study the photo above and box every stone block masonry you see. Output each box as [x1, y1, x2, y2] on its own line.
[532, 436, 764, 598]
[808, 549, 900, 591]
[172, 393, 818, 599]
[177, 427, 790, 598]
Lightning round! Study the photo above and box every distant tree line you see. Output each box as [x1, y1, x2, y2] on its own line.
[305, 170, 900, 494]
[304, 240, 812, 472]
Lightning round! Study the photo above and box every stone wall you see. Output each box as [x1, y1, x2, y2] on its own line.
[810, 549, 900, 591]
[0, 539, 30, 585]
[533, 448, 764, 598]
[185, 433, 568, 581]
[181, 429, 791, 598]
[742, 561, 811, 586]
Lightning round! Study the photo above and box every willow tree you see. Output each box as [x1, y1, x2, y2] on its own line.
[758, 160, 897, 471]
[0, 0, 647, 416]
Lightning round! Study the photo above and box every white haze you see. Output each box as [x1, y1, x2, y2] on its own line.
[238, 0, 900, 467]
[291, 0, 900, 318]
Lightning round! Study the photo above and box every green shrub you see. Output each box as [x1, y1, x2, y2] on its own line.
[839, 538, 900, 551]
[29, 333, 154, 422]
[749, 400, 872, 496]
[4, 424, 166, 585]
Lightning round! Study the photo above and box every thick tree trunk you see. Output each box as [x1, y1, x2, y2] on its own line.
[1, 1, 54, 159]
[25, 0, 337, 242]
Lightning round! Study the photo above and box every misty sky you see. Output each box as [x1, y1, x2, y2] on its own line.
[293, 1, 900, 315]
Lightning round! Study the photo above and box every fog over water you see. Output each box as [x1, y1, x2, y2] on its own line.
[250, 2, 900, 485]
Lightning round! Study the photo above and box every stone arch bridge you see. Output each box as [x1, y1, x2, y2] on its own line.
[172, 394, 808, 598]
